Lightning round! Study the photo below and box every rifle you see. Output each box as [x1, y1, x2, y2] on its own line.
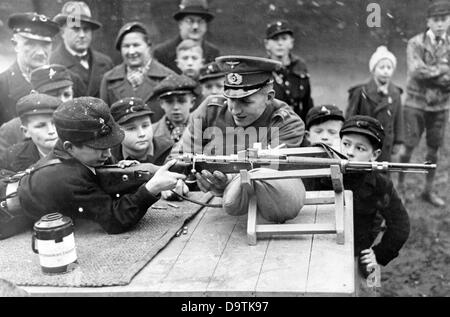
[96, 146, 436, 195]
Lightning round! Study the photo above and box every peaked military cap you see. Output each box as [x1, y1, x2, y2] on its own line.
[427, 0, 450, 17]
[110, 97, 154, 125]
[115, 21, 149, 50]
[340, 115, 385, 148]
[173, 0, 214, 22]
[266, 20, 293, 39]
[30, 64, 73, 93]
[8, 12, 60, 42]
[53, 97, 124, 149]
[199, 61, 226, 82]
[216, 55, 282, 99]
[153, 74, 198, 99]
[16, 92, 62, 118]
[53, 1, 102, 30]
[305, 105, 345, 130]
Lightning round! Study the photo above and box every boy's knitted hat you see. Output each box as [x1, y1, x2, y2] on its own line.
[369, 46, 397, 72]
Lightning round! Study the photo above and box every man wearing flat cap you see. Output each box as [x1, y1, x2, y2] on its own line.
[172, 55, 305, 196]
[51, 1, 113, 98]
[101, 21, 175, 123]
[153, 0, 220, 74]
[0, 12, 59, 126]
[17, 96, 186, 235]
[399, 0, 450, 207]
[264, 20, 314, 122]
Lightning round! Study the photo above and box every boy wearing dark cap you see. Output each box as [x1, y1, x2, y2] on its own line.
[100, 21, 174, 123]
[0, 12, 60, 126]
[264, 20, 314, 122]
[17, 97, 186, 234]
[198, 61, 226, 100]
[399, 0, 450, 207]
[0, 93, 61, 172]
[303, 104, 345, 150]
[339, 115, 410, 295]
[110, 97, 173, 165]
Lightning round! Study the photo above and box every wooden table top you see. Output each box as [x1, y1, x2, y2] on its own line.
[23, 190, 355, 297]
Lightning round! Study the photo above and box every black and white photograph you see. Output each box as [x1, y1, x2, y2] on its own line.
[0, 0, 449, 299]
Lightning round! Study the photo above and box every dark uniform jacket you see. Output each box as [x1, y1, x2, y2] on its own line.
[0, 62, 32, 125]
[272, 54, 314, 122]
[110, 136, 173, 166]
[17, 141, 160, 234]
[153, 35, 220, 74]
[100, 61, 175, 122]
[173, 95, 305, 155]
[0, 139, 41, 173]
[346, 79, 404, 162]
[309, 172, 410, 266]
[50, 44, 113, 98]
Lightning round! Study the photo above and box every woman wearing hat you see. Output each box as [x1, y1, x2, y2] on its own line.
[100, 22, 175, 123]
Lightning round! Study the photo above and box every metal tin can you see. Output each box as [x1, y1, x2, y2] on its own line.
[31, 213, 78, 274]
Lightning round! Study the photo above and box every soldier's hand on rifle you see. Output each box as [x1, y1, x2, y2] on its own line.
[145, 160, 186, 196]
[195, 170, 231, 197]
[161, 179, 189, 201]
[116, 160, 139, 168]
[360, 248, 378, 272]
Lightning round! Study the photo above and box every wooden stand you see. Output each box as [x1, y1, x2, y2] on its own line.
[241, 147, 347, 246]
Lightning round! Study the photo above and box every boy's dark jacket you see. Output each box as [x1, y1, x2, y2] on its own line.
[17, 140, 160, 234]
[306, 172, 410, 266]
[0, 139, 40, 173]
[346, 79, 404, 162]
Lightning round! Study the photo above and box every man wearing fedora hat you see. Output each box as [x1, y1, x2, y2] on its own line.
[0, 12, 60, 126]
[399, 0, 450, 207]
[51, 1, 113, 98]
[17, 97, 186, 234]
[153, 0, 220, 74]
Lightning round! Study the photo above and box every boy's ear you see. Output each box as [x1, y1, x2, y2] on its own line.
[372, 148, 382, 161]
[63, 141, 73, 152]
[20, 125, 30, 138]
[304, 130, 310, 142]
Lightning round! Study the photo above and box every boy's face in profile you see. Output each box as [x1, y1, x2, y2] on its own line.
[176, 47, 204, 79]
[264, 33, 294, 59]
[340, 133, 381, 162]
[21, 114, 58, 154]
[373, 59, 394, 85]
[120, 115, 153, 153]
[200, 77, 225, 97]
[306, 120, 343, 150]
[68, 144, 112, 168]
[427, 14, 450, 38]
[160, 93, 195, 125]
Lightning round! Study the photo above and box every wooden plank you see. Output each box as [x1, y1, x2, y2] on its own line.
[306, 190, 355, 296]
[255, 204, 317, 296]
[256, 223, 336, 236]
[158, 197, 238, 295]
[247, 195, 257, 245]
[305, 191, 335, 205]
[334, 191, 345, 244]
[206, 214, 269, 296]
[248, 168, 331, 180]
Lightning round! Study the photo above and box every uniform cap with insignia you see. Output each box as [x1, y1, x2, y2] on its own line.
[16, 92, 62, 119]
[305, 104, 345, 130]
[110, 97, 154, 125]
[198, 61, 226, 82]
[114, 21, 149, 50]
[340, 115, 385, 149]
[153, 74, 198, 99]
[266, 20, 293, 39]
[8, 12, 60, 42]
[30, 64, 74, 94]
[53, 97, 124, 149]
[53, 1, 102, 30]
[216, 55, 282, 99]
[173, 0, 215, 22]
[427, 0, 450, 17]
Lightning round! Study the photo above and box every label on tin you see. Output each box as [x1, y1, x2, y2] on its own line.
[36, 233, 77, 268]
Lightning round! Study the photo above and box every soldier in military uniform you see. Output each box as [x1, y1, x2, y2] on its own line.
[17, 97, 186, 234]
[110, 97, 173, 165]
[264, 20, 314, 122]
[172, 56, 305, 196]
[0, 12, 60, 126]
[153, 0, 220, 74]
[51, 1, 113, 98]
[0, 93, 61, 173]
